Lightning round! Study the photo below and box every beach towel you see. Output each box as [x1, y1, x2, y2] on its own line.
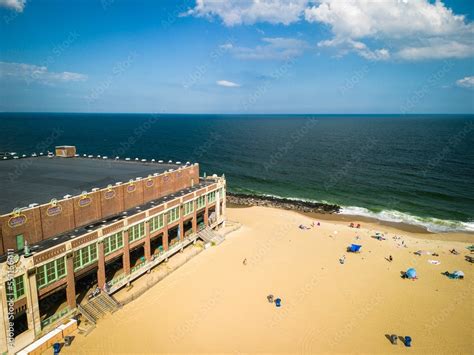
[428, 260, 440, 265]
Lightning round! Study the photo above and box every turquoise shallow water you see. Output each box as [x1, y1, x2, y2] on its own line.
[1, 113, 473, 233]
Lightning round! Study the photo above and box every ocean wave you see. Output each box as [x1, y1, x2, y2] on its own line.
[229, 190, 474, 233]
[340, 206, 474, 233]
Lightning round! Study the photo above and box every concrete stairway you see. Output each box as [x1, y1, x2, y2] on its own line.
[198, 227, 225, 245]
[78, 293, 121, 325]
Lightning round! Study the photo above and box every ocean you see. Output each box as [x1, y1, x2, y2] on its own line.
[1, 113, 473, 233]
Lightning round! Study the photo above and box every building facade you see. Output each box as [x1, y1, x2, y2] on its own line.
[0, 150, 226, 354]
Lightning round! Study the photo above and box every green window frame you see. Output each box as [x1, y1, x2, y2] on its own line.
[36, 257, 67, 289]
[16, 234, 24, 251]
[183, 201, 194, 216]
[129, 222, 145, 242]
[207, 191, 216, 203]
[150, 214, 164, 233]
[104, 231, 124, 255]
[5, 275, 25, 301]
[197, 195, 206, 209]
[74, 243, 98, 271]
[167, 207, 180, 224]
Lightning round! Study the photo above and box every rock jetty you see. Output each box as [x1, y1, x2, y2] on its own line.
[227, 193, 340, 214]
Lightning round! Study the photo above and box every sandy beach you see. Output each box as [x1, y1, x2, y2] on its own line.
[64, 206, 473, 354]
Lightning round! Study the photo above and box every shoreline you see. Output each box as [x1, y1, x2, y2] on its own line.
[227, 193, 473, 243]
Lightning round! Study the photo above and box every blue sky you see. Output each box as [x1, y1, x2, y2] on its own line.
[0, 0, 473, 114]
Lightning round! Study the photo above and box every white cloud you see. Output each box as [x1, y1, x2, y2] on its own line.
[318, 38, 390, 61]
[186, 0, 309, 26]
[0, 62, 87, 84]
[305, 0, 474, 61]
[456, 76, 474, 89]
[0, 0, 26, 12]
[227, 37, 308, 60]
[217, 80, 240, 87]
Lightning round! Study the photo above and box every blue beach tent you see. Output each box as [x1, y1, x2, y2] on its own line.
[349, 244, 362, 253]
[405, 268, 417, 279]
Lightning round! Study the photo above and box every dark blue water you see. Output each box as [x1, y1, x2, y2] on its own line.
[1, 113, 473, 232]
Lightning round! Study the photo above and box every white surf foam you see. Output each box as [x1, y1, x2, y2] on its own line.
[340, 206, 474, 233]
[232, 191, 474, 234]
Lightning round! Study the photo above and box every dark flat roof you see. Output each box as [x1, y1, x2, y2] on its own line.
[0, 156, 184, 215]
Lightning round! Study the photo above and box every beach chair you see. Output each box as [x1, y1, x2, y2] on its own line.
[348, 244, 362, 253]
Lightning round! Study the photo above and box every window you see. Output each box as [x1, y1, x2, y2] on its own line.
[167, 207, 180, 224]
[207, 191, 216, 203]
[129, 222, 145, 242]
[16, 234, 24, 251]
[36, 257, 67, 289]
[183, 201, 194, 216]
[103, 232, 124, 255]
[196, 195, 206, 209]
[5, 275, 25, 301]
[74, 243, 98, 271]
[149, 214, 164, 233]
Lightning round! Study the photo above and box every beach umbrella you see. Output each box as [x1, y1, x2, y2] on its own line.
[406, 268, 417, 279]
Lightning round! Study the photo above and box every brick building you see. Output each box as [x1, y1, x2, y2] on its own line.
[0, 147, 226, 353]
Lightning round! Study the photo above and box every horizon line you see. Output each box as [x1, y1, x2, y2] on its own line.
[1, 112, 473, 116]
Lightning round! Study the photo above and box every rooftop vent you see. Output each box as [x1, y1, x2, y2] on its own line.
[141, 159, 147, 162]
[168, 160, 173, 163]
[158, 160, 163, 163]
[29, 203, 39, 208]
[115, 182, 122, 185]
[63, 194, 72, 199]
[125, 157, 131, 161]
[151, 159, 155, 162]
[176, 161, 181, 164]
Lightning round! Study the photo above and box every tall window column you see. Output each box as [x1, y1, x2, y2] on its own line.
[123, 230, 131, 275]
[163, 214, 169, 251]
[65, 253, 76, 309]
[26, 269, 41, 335]
[192, 199, 198, 234]
[179, 205, 184, 242]
[144, 221, 151, 261]
[97, 240, 106, 289]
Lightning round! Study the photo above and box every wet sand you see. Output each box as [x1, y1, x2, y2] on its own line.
[64, 206, 473, 354]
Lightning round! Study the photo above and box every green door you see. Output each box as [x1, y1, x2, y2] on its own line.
[16, 234, 24, 250]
